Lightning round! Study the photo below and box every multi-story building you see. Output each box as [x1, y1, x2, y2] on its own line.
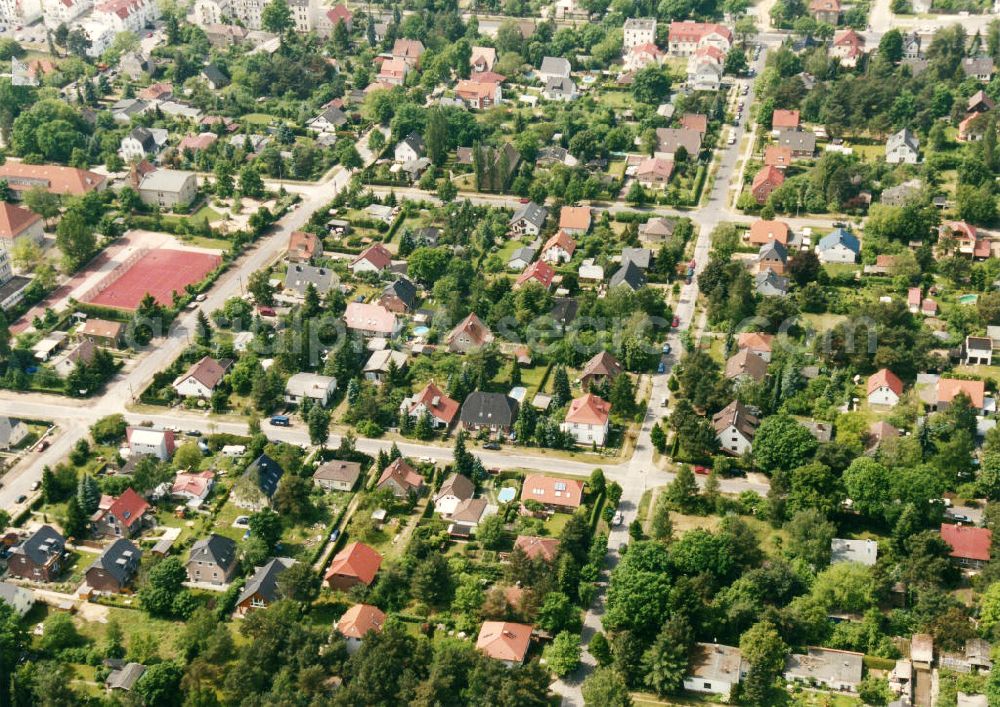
[92, 0, 160, 34]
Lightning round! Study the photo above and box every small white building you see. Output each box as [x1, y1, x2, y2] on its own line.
[866, 368, 902, 407]
[831, 538, 878, 566]
[684, 643, 744, 701]
[126, 427, 175, 461]
[712, 401, 758, 456]
[172, 356, 228, 398]
[284, 373, 337, 407]
[433, 473, 475, 516]
[560, 394, 611, 446]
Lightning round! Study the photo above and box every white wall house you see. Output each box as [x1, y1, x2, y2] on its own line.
[284, 373, 337, 407]
[93, 0, 160, 34]
[559, 394, 611, 446]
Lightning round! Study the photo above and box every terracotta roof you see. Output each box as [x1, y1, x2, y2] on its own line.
[748, 220, 789, 245]
[352, 243, 392, 270]
[176, 356, 227, 390]
[325, 542, 382, 585]
[867, 368, 903, 396]
[868, 421, 898, 442]
[542, 230, 577, 258]
[752, 165, 785, 191]
[0, 202, 42, 239]
[436, 473, 475, 503]
[171, 471, 214, 498]
[635, 157, 675, 180]
[559, 206, 592, 231]
[107, 488, 150, 529]
[937, 378, 985, 409]
[344, 302, 397, 335]
[137, 82, 172, 100]
[392, 39, 425, 60]
[377, 458, 424, 493]
[771, 109, 800, 129]
[737, 332, 774, 353]
[327, 3, 352, 22]
[712, 400, 759, 438]
[834, 28, 864, 48]
[79, 318, 123, 340]
[680, 113, 708, 134]
[580, 351, 623, 380]
[0, 163, 106, 196]
[940, 523, 992, 562]
[763, 145, 794, 168]
[521, 474, 584, 508]
[668, 21, 733, 43]
[178, 133, 217, 152]
[564, 394, 611, 426]
[725, 349, 768, 381]
[288, 231, 321, 260]
[407, 381, 460, 425]
[446, 313, 494, 348]
[514, 535, 560, 562]
[908, 287, 922, 306]
[476, 621, 532, 662]
[456, 79, 499, 102]
[337, 603, 386, 639]
[515, 260, 555, 289]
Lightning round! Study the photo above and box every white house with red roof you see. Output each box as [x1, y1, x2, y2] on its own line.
[514, 260, 555, 290]
[42, 0, 89, 26]
[446, 313, 494, 353]
[667, 21, 733, 56]
[831, 29, 865, 67]
[907, 287, 922, 313]
[623, 42, 665, 72]
[541, 231, 577, 264]
[867, 369, 903, 407]
[940, 523, 992, 569]
[476, 621, 532, 666]
[93, 0, 158, 33]
[560, 394, 612, 446]
[400, 381, 460, 428]
[0, 203, 43, 251]
[376, 458, 425, 498]
[344, 302, 400, 338]
[171, 470, 216, 505]
[350, 243, 393, 274]
[337, 604, 385, 653]
[455, 78, 503, 109]
[687, 45, 724, 91]
[126, 427, 175, 461]
[635, 157, 675, 188]
[325, 3, 352, 30]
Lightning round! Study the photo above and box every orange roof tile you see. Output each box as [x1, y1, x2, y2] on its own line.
[564, 394, 611, 426]
[325, 542, 382, 585]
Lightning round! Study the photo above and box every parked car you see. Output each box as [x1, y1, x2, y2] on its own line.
[671, 316, 680, 328]
[657, 361, 666, 373]
[483, 442, 501, 450]
[29, 481, 39, 491]
[15, 495, 26, 504]
[36, 441, 49, 452]
[612, 511, 623, 526]
[329, 529, 341, 543]
[662, 343, 672, 355]
[693, 465, 710, 475]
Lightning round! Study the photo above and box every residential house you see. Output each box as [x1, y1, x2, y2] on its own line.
[126, 427, 175, 461]
[968, 90, 994, 113]
[635, 157, 675, 188]
[460, 392, 519, 434]
[515, 260, 556, 290]
[903, 31, 922, 59]
[171, 470, 215, 505]
[809, 0, 840, 23]
[119, 127, 168, 162]
[446, 313, 494, 353]
[0, 416, 27, 450]
[817, 229, 860, 263]
[201, 64, 229, 90]
[680, 113, 709, 135]
[543, 75, 578, 101]
[966, 336, 993, 366]
[757, 240, 788, 275]
[337, 604, 386, 653]
[771, 109, 800, 131]
[287, 231, 322, 263]
[203, 23, 247, 47]
[831, 29, 865, 67]
[325, 542, 382, 590]
[886, 128, 919, 164]
[92, 0, 159, 34]
[868, 421, 899, 450]
[623, 17, 657, 49]
[509, 246, 536, 271]
[456, 78, 502, 109]
[344, 302, 400, 339]
[236, 557, 295, 615]
[450, 498, 490, 530]
[541, 231, 577, 264]
[363, 349, 408, 384]
[0, 163, 106, 199]
[313, 460, 362, 492]
[521, 474, 584, 511]
[941, 523, 992, 569]
[751, 166, 785, 204]
[538, 56, 571, 82]
[8, 525, 65, 581]
[748, 219, 790, 246]
[284, 373, 337, 407]
[560, 394, 612, 446]
[377, 458, 425, 498]
[0, 582, 34, 617]
[764, 145, 794, 169]
[509, 202, 548, 236]
[623, 43, 664, 72]
[435, 473, 476, 516]
[307, 105, 348, 133]
[868, 368, 903, 406]
[962, 57, 995, 82]
[882, 179, 923, 206]
[514, 535, 561, 562]
[579, 350, 623, 390]
[713, 400, 759, 455]
[394, 133, 425, 163]
[284, 263, 338, 297]
[831, 538, 878, 566]
[908, 287, 922, 313]
[687, 46, 724, 91]
[960, 113, 987, 142]
[684, 643, 744, 701]
[392, 38, 425, 66]
[476, 622, 532, 666]
[233, 454, 285, 511]
[784, 647, 864, 692]
[0, 202, 44, 252]
[178, 133, 217, 155]
[654, 127, 702, 160]
[106, 663, 146, 693]
[937, 378, 986, 413]
[137, 169, 198, 208]
[667, 21, 733, 56]
[400, 381, 460, 429]
[86, 539, 141, 593]
[470, 45, 497, 72]
[639, 217, 675, 243]
[609, 261, 646, 291]
[776, 128, 817, 157]
[186, 534, 239, 585]
[755, 269, 789, 297]
[725, 349, 768, 384]
[922, 297, 939, 317]
[350, 243, 393, 275]
[172, 356, 228, 398]
[94, 488, 151, 539]
[379, 278, 417, 313]
[559, 206, 591, 235]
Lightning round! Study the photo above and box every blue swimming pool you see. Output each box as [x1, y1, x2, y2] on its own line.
[413, 326, 430, 336]
[497, 487, 516, 503]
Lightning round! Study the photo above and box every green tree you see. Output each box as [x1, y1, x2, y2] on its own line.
[632, 65, 671, 104]
[276, 561, 320, 602]
[858, 676, 893, 706]
[23, 187, 61, 228]
[173, 442, 203, 471]
[41, 611, 83, 653]
[55, 210, 96, 268]
[261, 0, 293, 34]
[0, 600, 27, 703]
[543, 631, 581, 676]
[63, 496, 87, 538]
[641, 615, 693, 696]
[581, 666, 632, 707]
[477, 514, 505, 549]
[307, 404, 331, 447]
[140, 557, 194, 618]
[752, 414, 818, 474]
[879, 28, 903, 63]
[248, 508, 283, 551]
[785, 508, 835, 567]
[609, 374, 636, 417]
[665, 465, 699, 513]
[739, 620, 788, 705]
[650, 493, 674, 541]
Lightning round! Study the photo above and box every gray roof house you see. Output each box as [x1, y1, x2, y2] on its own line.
[885, 128, 919, 164]
[510, 202, 548, 235]
[539, 56, 572, 81]
[394, 132, 426, 162]
[233, 454, 285, 510]
[881, 179, 923, 206]
[508, 246, 537, 271]
[831, 538, 878, 566]
[544, 76, 578, 101]
[962, 56, 995, 81]
[85, 538, 141, 593]
[106, 663, 146, 692]
[137, 169, 198, 208]
[236, 557, 296, 614]
[460, 391, 519, 432]
[784, 647, 863, 692]
[201, 64, 230, 89]
[776, 128, 816, 156]
[755, 269, 789, 297]
[609, 261, 646, 291]
[283, 263, 338, 297]
[621, 247, 653, 270]
[187, 533, 239, 584]
[654, 127, 703, 159]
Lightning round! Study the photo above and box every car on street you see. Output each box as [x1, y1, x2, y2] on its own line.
[483, 442, 501, 450]
[693, 465, 710, 475]
[657, 362, 666, 373]
[662, 343, 671, 354]
[612, 511, 623, 526]
[186, 430, 202, 437]
[661, 395, 669, 407]
[727, 135, 736, 145]
[15, 495, 26, 504]
[671, 316, 680, 328]
[329, 529, 341, 542]
[30, 481, 39, 491]
[36, 440, 49, 452]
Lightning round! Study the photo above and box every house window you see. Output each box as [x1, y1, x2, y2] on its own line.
[704, 682, 712, 689]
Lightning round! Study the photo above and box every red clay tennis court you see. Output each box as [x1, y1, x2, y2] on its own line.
[84, 248, 222, 311]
